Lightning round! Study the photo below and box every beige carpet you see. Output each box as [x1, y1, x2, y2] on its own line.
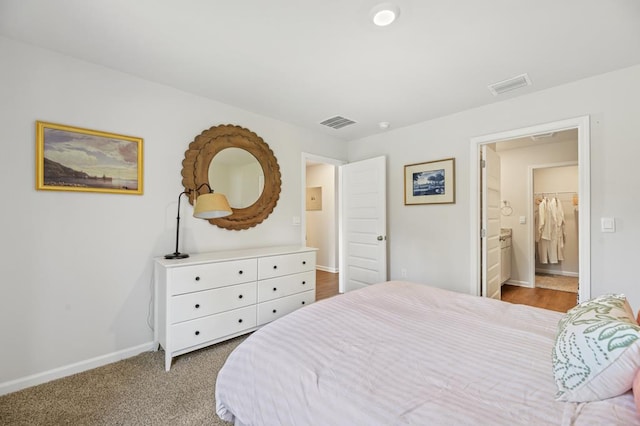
[536, 273, 578, 293]
[0, 335, 248, 425]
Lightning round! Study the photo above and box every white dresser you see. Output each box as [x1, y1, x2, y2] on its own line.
[154, 245, 317, 371]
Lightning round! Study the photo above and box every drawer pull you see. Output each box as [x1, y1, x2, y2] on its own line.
[238, 270, 243, 275]
[302, 261, 306, 265]
[302, 301, 306, 305]
[238, 294, 243, 299]
[238, 318, 243, 323]
[302, 281, 306, 285]
[272, 309, 277, 313]
[195, 276, 200, 281]
[273, 265, 278, 270]
[273, 287, 277, 292]
[195, 304, 200, 309]
[195, 330, 200, 336]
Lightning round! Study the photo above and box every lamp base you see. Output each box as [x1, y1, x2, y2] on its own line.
[165, 252, 189, 259]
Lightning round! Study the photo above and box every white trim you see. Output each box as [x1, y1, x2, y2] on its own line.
[535, 268, 579, 278]
[338, 165, 344, 293]
[504, 279, 533, 288]
[470, 116, 590, 303]
[316, 265, 339, 273]
[0, 342, 155, 396]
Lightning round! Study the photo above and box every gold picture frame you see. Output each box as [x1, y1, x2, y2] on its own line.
[36, 121, 143, 195]
[404, 157, 455, 205]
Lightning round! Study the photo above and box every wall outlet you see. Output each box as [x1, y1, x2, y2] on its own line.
[401, 268, 407, 278]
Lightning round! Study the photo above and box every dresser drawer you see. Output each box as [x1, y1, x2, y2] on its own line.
[171, 282, 257, 323]
[258, 251, 316, 280]
[257, 271, 315, 303]
[155, 246, 316, 370]
[169, 259, 257, 295]
[257, 290, 315, 326]
[170, 305, 256, 351]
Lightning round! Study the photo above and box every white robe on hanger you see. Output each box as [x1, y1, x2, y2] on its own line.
[556, 198, 566, 262]
[547, 197, 559, 264]
[537, 197, 550, 264]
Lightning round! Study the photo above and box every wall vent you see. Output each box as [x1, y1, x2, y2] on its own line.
[531, 132, 556, 140]
[320, 116, 356, 129]
[488, 73, 532, 96]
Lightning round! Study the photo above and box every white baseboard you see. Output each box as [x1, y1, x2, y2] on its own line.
[535, 268, 579, 278]
[316, 265, 339, 273]
[503, 279, 533, 288]
[0, 341, 155, 396]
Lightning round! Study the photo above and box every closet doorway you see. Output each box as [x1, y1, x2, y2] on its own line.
[470, 116, 591, 305]
[530, 163, 579, 296]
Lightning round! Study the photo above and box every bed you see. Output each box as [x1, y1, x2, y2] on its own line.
[215, 281, 640, 425]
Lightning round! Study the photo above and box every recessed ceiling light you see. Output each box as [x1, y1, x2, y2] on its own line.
[371, 3, 400, 27]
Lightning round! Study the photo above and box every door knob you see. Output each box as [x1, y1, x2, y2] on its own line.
[377, 235, 384, 241]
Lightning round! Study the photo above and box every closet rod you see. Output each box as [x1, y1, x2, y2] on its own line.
[534, 191, 576, 195]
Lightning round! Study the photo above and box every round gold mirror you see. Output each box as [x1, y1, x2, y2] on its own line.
[181, 124, 281, 230]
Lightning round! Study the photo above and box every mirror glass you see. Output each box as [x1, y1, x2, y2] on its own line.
[208, 148, 265, 209]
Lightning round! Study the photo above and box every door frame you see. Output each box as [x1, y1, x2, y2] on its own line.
[528, 161, 578, 289]
[469, 116, 591, 302]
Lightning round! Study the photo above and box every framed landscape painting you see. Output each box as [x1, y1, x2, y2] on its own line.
[404, 157, 455, 205]
[36, 121, 143, 195]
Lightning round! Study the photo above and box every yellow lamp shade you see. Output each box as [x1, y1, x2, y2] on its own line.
[193, 192, 232, 219]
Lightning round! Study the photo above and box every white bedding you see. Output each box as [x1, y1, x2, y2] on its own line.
[215, 281, 639, 425]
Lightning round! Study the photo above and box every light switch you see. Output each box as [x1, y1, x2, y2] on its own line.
[601, 217, 615, 233]
[292, 216, 301, 226]
[519, 216, 526, 224]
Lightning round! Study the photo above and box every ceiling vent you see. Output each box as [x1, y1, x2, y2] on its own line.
[488, 73, 532, 96]
[531, 132, 556, 140]
[320, 116, 357, 129]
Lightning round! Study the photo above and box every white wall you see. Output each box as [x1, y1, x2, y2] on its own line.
[348, 64, 640, 310]
[497, 139, 578, 284]
[0, 37, 347, 392]
[305, 163, 337, 272]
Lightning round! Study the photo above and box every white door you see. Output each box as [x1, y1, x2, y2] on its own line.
[340, 156, 387, 292]
[482, 145, 501, 299]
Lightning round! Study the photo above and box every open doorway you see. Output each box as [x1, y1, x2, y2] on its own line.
[493, 134, 579, 311]
[302, 153, 343, 300]
[531, 162, 579, 296]
[470, 116, 591, 309]
[302, 153, 388, 297]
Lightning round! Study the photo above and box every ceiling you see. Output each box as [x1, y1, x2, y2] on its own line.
[1, 0, 639, 141]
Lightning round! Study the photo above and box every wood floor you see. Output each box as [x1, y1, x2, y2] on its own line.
[501, 284, 578, 313]
[315, 270, 339, 301]
[315, 270, 576, 313]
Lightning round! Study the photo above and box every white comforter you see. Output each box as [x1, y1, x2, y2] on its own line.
[215, 281, 639, 425]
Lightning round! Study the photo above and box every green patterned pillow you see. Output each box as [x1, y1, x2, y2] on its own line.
[553, 294, 640, 402]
